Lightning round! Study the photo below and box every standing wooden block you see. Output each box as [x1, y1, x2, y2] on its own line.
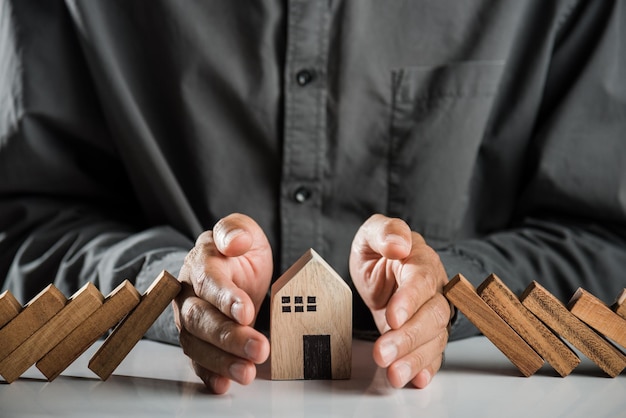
[443, 274, 543, 377]
[88, 271, 181, 380]
[613, 289, 626, 320]
[477, 274, 580, 377]
[569, 288, 626, 350]
[0, 284, 67, 363]
[520, 281, 626, 377]
[271, 249, 352, 380]
[0, 290, 22, 329]
[0, 283, 103, 383]
[37, 280, 141, 381]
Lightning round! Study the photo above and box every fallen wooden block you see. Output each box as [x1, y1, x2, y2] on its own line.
[37, 280, 141, 381]
[478, 274, 580, 377]
[0, 290, 22, 329]
[0, 283, 103, 383]
[88, 271, 181, 380]
[521, 281, 626, 377]
[0, 284, 67, 363]
[569, 288, 626, 350]
[613, 289, 626, 320]
[443, 274, 544, 377]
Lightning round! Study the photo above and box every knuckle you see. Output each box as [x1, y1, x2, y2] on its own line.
[183, 246, 200, 267]
[430, 297, 451, 330]
[181, 299, 203, 329]
[400, 325, 420, 352]
[436, 328, 449, 349]
[215, 288, 233, 314]
[411, 349, 427, 370]
[216, 322, 234, 347]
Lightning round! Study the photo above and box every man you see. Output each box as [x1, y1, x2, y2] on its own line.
[1, 0, 625, 394]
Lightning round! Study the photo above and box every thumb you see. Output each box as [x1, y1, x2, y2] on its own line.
[351, 214, 412, 261]
[212, 213, 259, 257]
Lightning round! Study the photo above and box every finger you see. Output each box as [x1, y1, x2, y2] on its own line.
[410, 353, 444, 389]
[385, 235, 448, 329]
[385, 329, 448, 389]
[182, 247, 257, 326]
[191, 361, 231, 394]
[373, 293, 450, 368]
[349, 215, 413, 311]
[175, 283, 269, 363]
[212, 213, 263, 257]
[351, 214, 412, 261]
[180, 328, 257, 386]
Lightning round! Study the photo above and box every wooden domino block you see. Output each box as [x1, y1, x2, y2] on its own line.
[443, 274, 544, 377]
[569, 288, 626, 350]
[613, 289, 626, 320]
[0, 283, 103, 383]
[477, 274, 580, 377]
[37, 280, 141, 381]
[0, 284, 67, 363]
[88, 271, 181, 380]
[0, 290, 22, 329]
[520, 281, 626, 377]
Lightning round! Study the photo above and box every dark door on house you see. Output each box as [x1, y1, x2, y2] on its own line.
[303, 335, 332, 379]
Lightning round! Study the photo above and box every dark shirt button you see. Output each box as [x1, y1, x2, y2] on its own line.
[293, 187, 312, 203]
[296, 70, 314, 86]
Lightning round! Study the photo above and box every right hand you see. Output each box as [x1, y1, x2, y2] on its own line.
[173, 213, 273, 394]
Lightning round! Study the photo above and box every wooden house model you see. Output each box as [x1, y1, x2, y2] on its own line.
[270, 249, 352, 380]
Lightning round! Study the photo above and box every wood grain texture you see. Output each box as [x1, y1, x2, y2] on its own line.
[271, 249, 352, 380]
[88, 271, 181, 380]
[569, 288, 626, 350]
[37, 280, 141, 381]
[521, 281, 626, 377]
[0, 284, 67, 363]
[478, 274, 580, 376]
[443, 274, 543, 377]
[0, 283, 103, 383]
[0, 290, 22, 329]
[613, 289, 626, 320]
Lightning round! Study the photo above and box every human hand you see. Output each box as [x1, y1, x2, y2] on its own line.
[173, 213, 273, 394]
[349, 214, 451, 389]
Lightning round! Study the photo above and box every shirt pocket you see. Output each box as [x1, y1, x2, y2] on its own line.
[388, 61, 504, 246]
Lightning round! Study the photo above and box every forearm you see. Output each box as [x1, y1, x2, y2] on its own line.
[0, 198, 192, 344]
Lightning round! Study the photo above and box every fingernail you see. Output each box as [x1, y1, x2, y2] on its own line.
[229, 361, 248, 384]
[244, 339, 262, 361]
[385, 233, 408, 247]
[222, 228, 245, 247]
[379, 340, 398, 366]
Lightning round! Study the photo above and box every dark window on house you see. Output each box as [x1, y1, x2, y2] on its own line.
[281, 295, 317, 313]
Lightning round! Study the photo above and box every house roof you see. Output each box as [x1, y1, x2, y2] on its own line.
[271, 248, 351, 296]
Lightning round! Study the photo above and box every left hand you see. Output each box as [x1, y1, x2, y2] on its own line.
[349, 214, 451, 388]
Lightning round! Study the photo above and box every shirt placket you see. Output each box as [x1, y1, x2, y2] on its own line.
[280, 0, 330, 271]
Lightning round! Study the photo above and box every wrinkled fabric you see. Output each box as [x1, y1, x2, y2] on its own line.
[1, 0, 626, 343]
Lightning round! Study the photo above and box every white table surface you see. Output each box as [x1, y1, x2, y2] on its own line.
[1, 336, 624, 417]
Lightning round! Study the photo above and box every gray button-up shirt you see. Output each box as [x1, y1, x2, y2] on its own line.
[1, 0, 625, 342]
